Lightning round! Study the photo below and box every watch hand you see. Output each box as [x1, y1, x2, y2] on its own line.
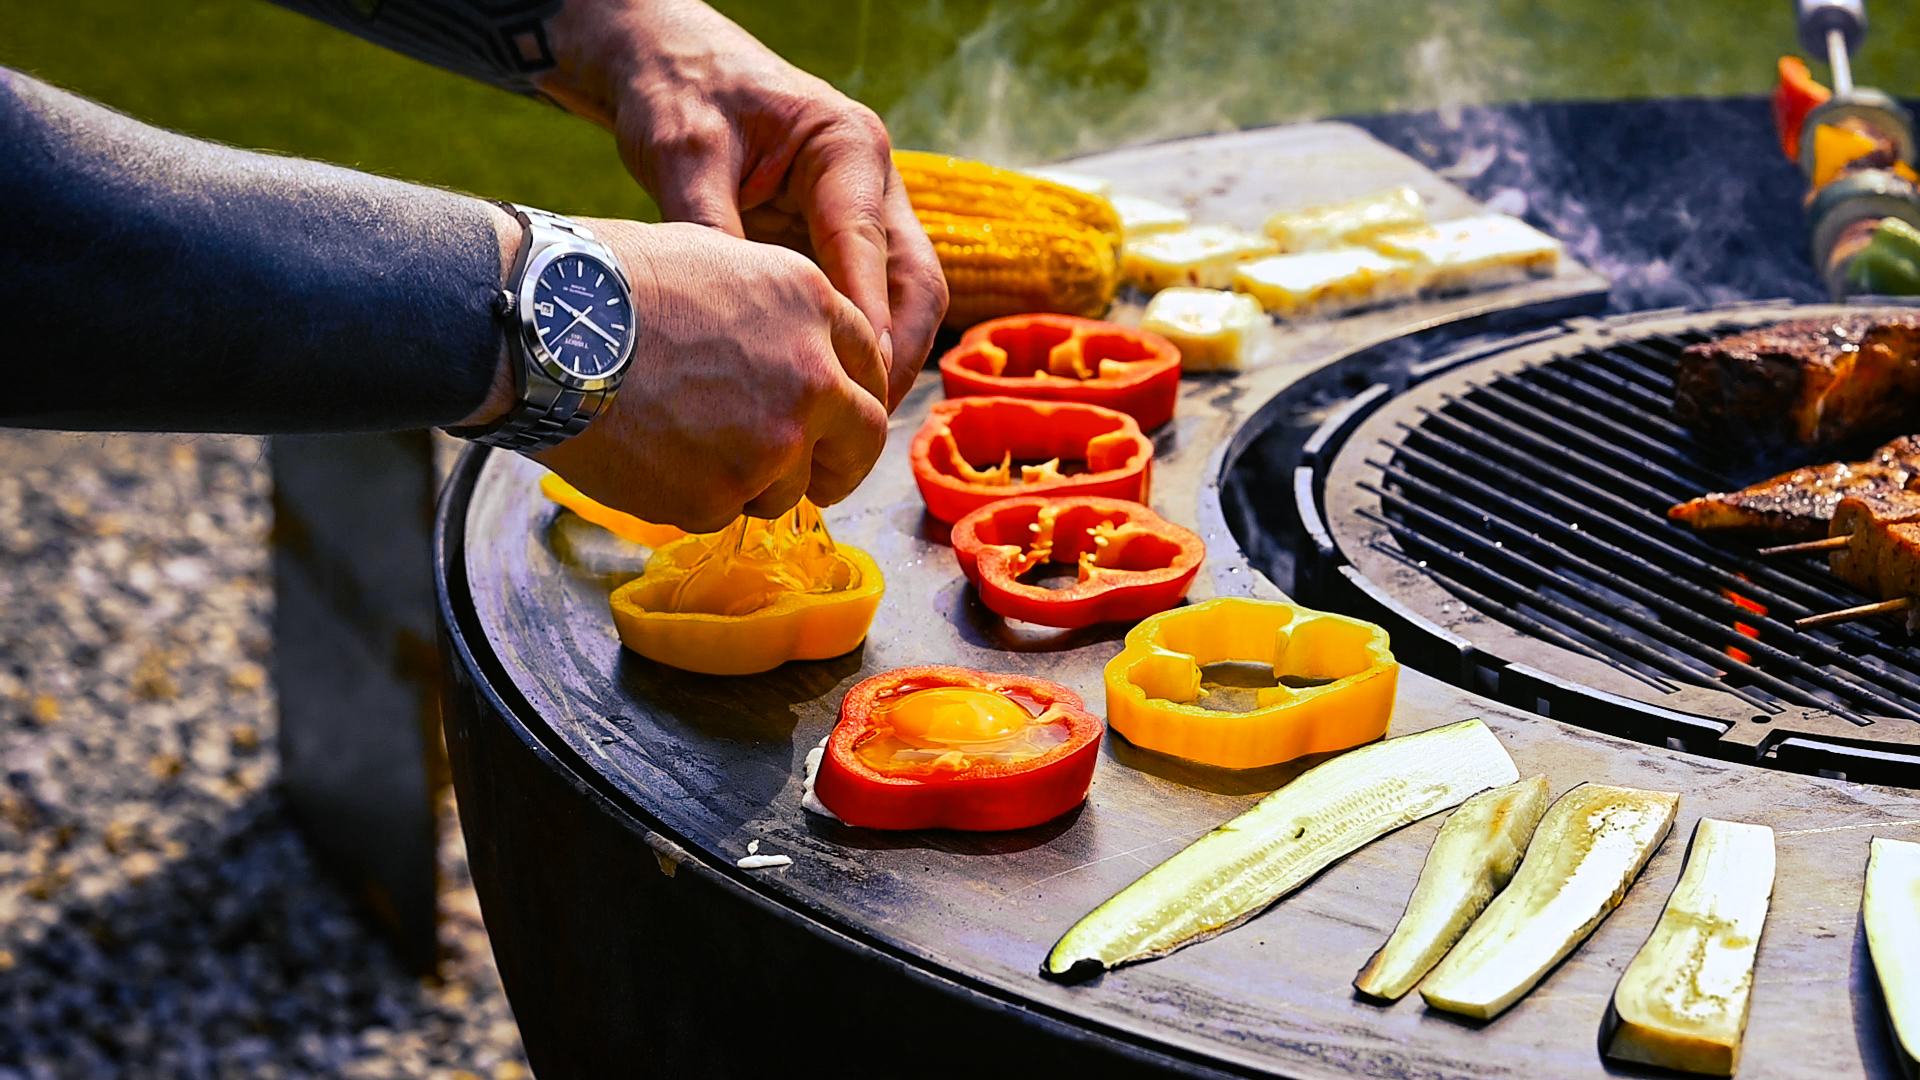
[572, 313, 624, 349]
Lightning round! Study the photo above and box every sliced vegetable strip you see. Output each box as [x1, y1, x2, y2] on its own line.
[1420, 783, 1679, 1020]
[1607, 818, 1774, 1077]
[1043, 718, 1517, 978]
[1864, 837, 1920, 1074]
[1354, 774, 1549, 1001]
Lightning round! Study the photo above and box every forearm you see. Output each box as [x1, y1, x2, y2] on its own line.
[262, 0, 566, 98]
[1, 67, 514, 434]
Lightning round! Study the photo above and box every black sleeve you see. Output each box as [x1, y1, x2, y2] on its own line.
[0, 67, 503, 434]
[263, 0, 565, 98]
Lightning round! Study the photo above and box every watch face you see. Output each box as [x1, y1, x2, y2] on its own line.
[529, 253, 635, 381]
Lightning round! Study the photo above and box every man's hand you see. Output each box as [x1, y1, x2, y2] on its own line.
[540, 0, 946, 411]
[465, 217, 889, 531]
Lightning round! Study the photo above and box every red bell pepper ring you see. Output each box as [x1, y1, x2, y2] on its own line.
[813, 665, 1102, 831]
[908, 396, 1153, 524]
[939, 314, 1183, 430]
[951, 495, 1204, 628]
[1773, 55, 1831, 163]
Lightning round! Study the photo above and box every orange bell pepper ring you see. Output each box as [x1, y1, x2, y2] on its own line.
[608, 503, 882, 676]
[939, 314, 1183, 430]
[1104, 597, 1398, 769]
[908, 396, 1153, 524]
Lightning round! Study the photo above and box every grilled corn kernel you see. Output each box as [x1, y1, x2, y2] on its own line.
[894, 149, 1122, 242]
[917, 211, 1118, 329]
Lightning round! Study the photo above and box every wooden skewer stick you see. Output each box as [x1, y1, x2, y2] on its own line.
[1758, 535, 1852, 556]
[1796, 596, 1915, 629]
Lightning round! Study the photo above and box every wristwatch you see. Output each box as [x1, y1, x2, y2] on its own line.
[447, 203, 637, 452]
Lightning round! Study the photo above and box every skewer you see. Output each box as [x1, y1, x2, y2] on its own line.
[1797, 596, 1914, 629]
[1758, 535, 1852, 556]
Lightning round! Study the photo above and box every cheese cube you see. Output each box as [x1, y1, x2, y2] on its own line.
[1141, 287, 1264, 372]
[1111, 194, 1192, 238]
[1123, 225, 1279, 292]
[1368, 214, 1563, 294]
[1263, 188, 1425, 252]
[1233, 248, 1420, 320]
[1025, 167, 1112, 199]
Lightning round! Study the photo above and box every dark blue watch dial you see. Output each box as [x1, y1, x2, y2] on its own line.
[530, 253, 634, 380]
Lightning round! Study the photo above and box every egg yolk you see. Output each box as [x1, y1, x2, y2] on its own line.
[881, 687, 1031, 742]
[855, 686, 1070, 774]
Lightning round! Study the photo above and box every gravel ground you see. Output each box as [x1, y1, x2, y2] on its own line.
[0, 430, 528, 1079]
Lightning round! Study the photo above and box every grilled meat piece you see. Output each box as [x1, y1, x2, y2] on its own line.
[1668, 435, 1920, 539]
[1674, 314, 1920, 448]
[1830, 489, 1920, 601]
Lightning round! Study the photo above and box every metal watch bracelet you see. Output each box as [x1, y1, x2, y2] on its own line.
[446, 203, 627, 454]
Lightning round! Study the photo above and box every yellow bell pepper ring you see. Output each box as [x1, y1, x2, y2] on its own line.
[1104, 597, 1399, 769]
[608, 517, 885, 676]
[540, 472, 688, 549]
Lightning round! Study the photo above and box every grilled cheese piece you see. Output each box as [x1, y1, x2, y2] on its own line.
[1668, 435, 1920, 540]
[1233, 247, 1419, 321]
[1110, 194, 1191, 238]
[1141, 287, 1263, 372]
[1368, 214, 1561, 294]
[1263, 187, 1426, 252]
[1123, 225, 1279, 292]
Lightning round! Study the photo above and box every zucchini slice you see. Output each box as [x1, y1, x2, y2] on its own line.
[1865, 836, 1920, 1077]
[1353, 774, 1550, 1001]
[1044, 718, 1518, 977]
[1419, 782, 1679, 1019]
[1606, 818, 1775, 1077]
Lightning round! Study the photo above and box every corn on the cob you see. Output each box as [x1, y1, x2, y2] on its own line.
[895, 150, 1125, 329]
[894, 150, 1122, 242]
[916, 210, 1118, 329]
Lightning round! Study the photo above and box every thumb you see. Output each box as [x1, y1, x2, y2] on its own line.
[637, 116, 748, 238]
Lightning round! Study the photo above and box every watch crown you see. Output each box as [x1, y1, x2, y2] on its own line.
[492, 289, 517, 319]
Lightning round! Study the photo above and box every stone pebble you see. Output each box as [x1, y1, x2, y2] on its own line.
[0, 431, 527, 1078]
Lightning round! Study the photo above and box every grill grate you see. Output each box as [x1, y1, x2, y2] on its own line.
[1305, 307, 1920, 779]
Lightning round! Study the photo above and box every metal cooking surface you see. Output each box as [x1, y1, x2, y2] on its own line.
[1318, 304, 1920, 780]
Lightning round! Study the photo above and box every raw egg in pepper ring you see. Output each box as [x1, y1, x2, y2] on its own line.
[814, 665, 1102, 831]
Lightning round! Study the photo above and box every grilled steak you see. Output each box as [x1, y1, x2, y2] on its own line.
[1673, 314, 1920, 447]
[1668, 434, 1920, 539]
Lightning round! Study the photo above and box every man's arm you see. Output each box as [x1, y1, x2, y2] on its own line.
[1, 67, 504, 433]
[265, 0, 948, 410]
[1, 66, 887, 526]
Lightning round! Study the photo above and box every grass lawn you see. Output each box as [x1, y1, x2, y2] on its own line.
[3, 0, 1918, 217]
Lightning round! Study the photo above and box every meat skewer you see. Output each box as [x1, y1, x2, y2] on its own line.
[1669, 434, 1920, 540]
[1759, 535, 1852, 555]
[1788, 488, 1920, 629]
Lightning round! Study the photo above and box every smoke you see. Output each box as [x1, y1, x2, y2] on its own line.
[881, 0, 1540, 166]
[881, 0, 1825, 308]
